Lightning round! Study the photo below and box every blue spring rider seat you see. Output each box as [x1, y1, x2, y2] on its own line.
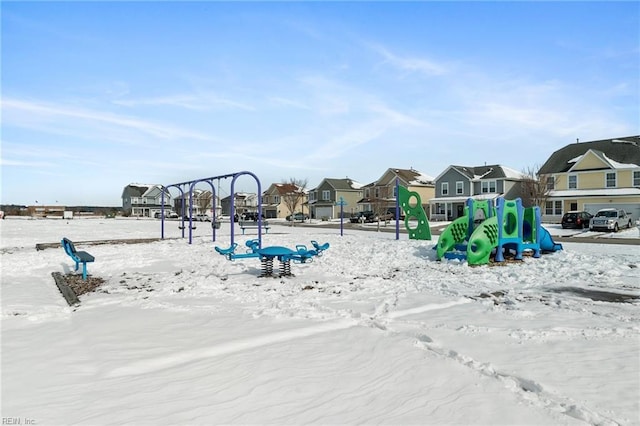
[215, 240, 330, 277]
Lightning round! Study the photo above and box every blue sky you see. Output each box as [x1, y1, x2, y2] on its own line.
[2, 1, 639, 206]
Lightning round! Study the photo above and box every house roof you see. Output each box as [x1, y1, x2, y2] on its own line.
[538, 136, 640, 174]
[390, 168, 435, 186]
[266, 183, 305, 195]
[317, 178, 364, 191]
[122, 183, 161, 198]
[435, 165, 526, 182]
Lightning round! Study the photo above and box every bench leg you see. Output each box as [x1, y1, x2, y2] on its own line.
[75, 260, 80, 272]
[82, 262, 88, 280]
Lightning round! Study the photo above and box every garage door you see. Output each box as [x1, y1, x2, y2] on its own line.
[585, 203, 640, 221]
[315, 206, 333, 220]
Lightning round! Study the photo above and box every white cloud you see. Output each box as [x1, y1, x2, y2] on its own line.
[268, 96, 310, 110]
[2, 98, 213, 141]
[112, 93, 255, 111]
[370, 44, 448, 76]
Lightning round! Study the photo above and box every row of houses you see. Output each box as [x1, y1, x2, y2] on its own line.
[122, 136, 640, 222]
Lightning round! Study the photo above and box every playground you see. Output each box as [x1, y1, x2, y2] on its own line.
[2, 215, 639, 424]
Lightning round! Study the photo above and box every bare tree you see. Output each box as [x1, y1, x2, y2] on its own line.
[371, 184, 393, 230]
[197, 190, 213, 216]
[520, 165, 555, 209]
[281, 178, 308, 226]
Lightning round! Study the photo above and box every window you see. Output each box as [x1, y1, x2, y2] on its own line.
[570, 202, 577, 211]
[546, 176, 555, 190]
[481, 181, 496, 193]
[633, 171, 640, 187]
[364, 188, 370, 198]
[456, 181, 464, 195]
[274, 196, 280, 204]
[568, 175, 577, 189]
[441, 182, 449, 196]
[322, 190, 330, 201]
[605, 172, 616, 188]
[375, 187, 380, 198]
[309, 192, 316, 202]
[545, 201, 562, 215]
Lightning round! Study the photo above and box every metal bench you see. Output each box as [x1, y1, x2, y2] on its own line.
[61, 238, 95, 280]
[239, 221, 271, 235]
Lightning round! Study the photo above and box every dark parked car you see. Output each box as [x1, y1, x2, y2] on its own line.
[286, 212, 309, 222]
[350, 211, 377, 223]
[242, 212, 265, 221]
[561, 211, 593, 229]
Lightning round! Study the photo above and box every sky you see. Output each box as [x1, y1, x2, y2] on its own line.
[2, 218, 639, 424]
[1, 1, 639, 207]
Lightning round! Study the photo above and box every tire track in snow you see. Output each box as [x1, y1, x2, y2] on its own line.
[105, 319, 357, 378]
[104, 299, 470, 378]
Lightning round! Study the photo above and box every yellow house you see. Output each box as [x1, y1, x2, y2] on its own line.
[262, 183, 307, 219]
[538, 136, 640, 222]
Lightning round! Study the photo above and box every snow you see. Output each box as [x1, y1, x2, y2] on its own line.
[568, 151, 639, 169]
[2, 217, 639, 425]
[568, 154, 584, 164]
[500, 165, 528, 180]
[548, 188, 640, 198]
[409, 172, 435, 185]
[602, 153, 639, 169]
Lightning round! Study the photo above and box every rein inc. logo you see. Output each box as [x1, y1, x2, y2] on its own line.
[2, 418, 36, 425]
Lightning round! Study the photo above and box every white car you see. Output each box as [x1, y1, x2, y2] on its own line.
[194, 214, 211, 222]
[589, 208, 633, 232]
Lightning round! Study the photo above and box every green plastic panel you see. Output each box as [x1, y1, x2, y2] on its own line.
[467, 216, 499, 266]
[436, 215, 469, 260]
[398, 186, 431, 240]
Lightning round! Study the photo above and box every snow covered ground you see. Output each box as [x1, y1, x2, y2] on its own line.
[1, 217, 639, 425]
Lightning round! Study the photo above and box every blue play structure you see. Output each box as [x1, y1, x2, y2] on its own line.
[436, 197, 563, 265]
[215, 239, 330, 277]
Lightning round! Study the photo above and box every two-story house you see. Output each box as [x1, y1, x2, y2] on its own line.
[173, 189, 216, 217]
[121, 183, 171, 217]
[308, 178, 363, 219]
[357, 168, 435, 216]
[538, 136, 640, 222]
[220, 192, 258, 216]
[262, 183, 307, 219]
[429, 165, 526, 221]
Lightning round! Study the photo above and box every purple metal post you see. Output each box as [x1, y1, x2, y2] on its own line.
[161, 187, 166, 239]
[163, 171, 262, 248]
[188, 179, 217, 244]
[395, 177, 400, 240]
[230, 171, 262, 249]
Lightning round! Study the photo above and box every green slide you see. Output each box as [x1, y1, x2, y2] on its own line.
[436, 214, 469, 260]
[466, 216, 499, 266]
